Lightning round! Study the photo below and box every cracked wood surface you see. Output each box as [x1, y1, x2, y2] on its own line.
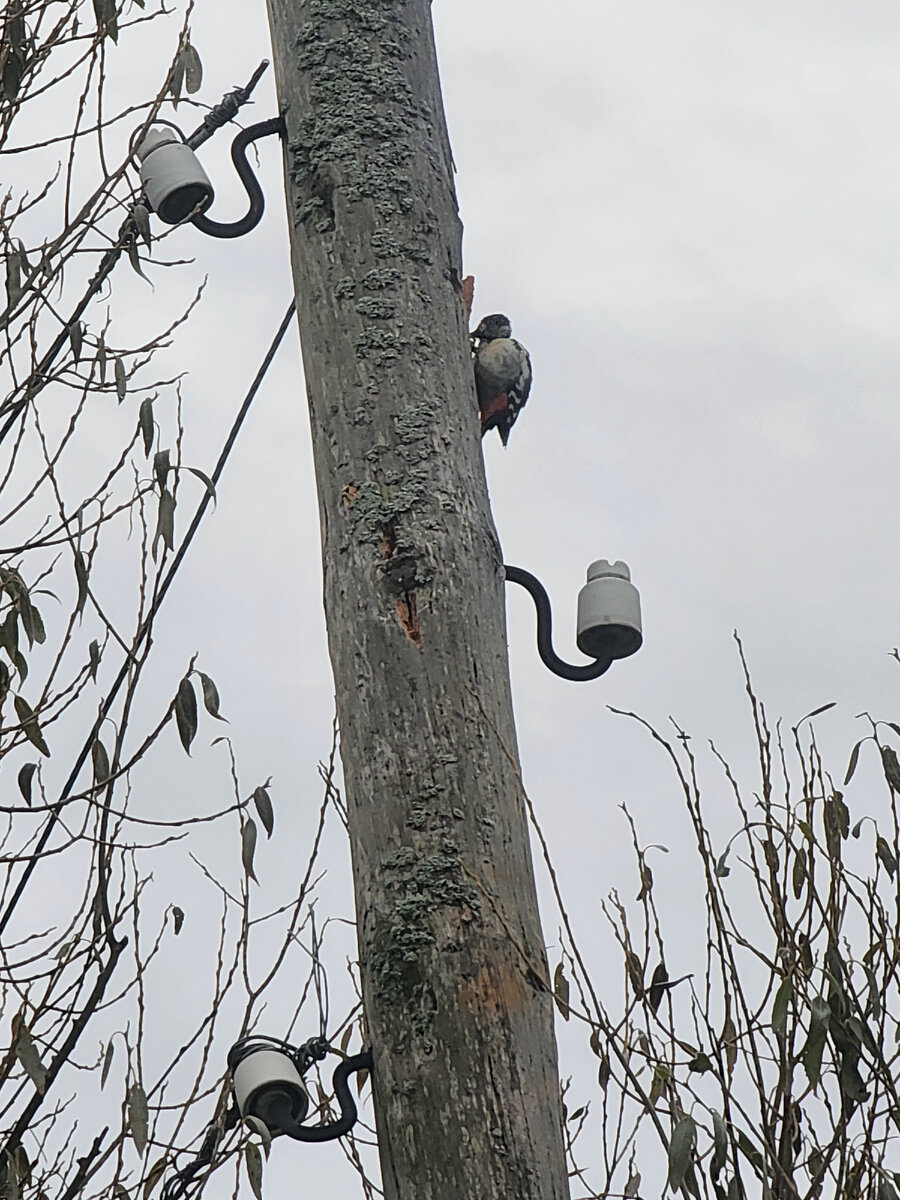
[265, 1, 570, 1195]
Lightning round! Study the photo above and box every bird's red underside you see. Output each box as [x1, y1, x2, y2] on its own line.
[480, 392, 508, 425]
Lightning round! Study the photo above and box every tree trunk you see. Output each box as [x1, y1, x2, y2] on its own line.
[263, 2, 570, 1195]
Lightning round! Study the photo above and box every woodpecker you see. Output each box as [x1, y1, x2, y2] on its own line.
[471, 313, 532, 446]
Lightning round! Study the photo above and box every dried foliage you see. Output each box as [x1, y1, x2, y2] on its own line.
[10, 6, 895, 1200]
[0, 7, 372, 1200]
[535, 638, 900, 1200]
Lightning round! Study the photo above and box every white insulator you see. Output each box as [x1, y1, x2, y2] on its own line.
[232, 1048, 309, 1130]
[136, 127, 214, 225]
[576, 560, 642, 661]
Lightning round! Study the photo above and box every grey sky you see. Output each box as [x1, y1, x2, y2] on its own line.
[6, 0, 900, 1192]
[149, 0, 900, 1188]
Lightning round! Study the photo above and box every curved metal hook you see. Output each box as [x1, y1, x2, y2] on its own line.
[272, 1050, 373, 1143]
[504, 564, 612, 682]
[192, 116, 285, 239]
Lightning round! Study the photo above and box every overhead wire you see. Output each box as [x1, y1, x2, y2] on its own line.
[0, 61, 271, 446]
[0, 298, 297, 935]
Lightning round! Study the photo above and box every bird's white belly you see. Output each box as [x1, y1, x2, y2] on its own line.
[476, 339, 521, 391]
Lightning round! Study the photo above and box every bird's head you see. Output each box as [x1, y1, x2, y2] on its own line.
[471, 313, 512, 342]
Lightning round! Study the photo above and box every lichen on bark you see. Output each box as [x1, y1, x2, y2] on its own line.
[265, 0, 570, 1193]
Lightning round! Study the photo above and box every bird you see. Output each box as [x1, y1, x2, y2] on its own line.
[471, 313, 532, 446]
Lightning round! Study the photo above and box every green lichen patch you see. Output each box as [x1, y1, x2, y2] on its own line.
[344, 470, 428, 541]
[379, 548, 432, 595]
[370, 846, 481, 1017]
[353, 326, 435, 369]
[361, 267, 403, 291]
[354, 327, 401, 365]
[393, 401, 432, 444]
[355, 296, 397, 320]
[391, 401, 435, 465]
[406, 781, 452, 834]
[289, 3, 421, 238]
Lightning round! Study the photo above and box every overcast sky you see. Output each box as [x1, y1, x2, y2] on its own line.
[150, 0, 900, 1189]
[8, 0, 900, 1193]
[162, 0, 900, 1188]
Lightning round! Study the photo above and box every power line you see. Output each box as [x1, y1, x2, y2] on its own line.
[0, 299, 297, 935]
[0, 62, 271, 447]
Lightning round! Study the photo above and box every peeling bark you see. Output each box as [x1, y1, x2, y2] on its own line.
[264, 1, 570, 1195]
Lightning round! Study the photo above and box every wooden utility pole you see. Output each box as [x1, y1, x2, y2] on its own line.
[263, 2, 570, 1195]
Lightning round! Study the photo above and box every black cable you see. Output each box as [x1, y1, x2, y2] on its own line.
[504, 564, 612, 682]
[0, 63, 271, 448]
[186, 60, 271, 151]
[191, 117, 285, 239]
[160, 1104, 241, 1200]
[266, 1051, 373, 1144]
[0, 300, 297, 936]
[162, 1039, 370, 1200]
[227, 1034, 328, 1076]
